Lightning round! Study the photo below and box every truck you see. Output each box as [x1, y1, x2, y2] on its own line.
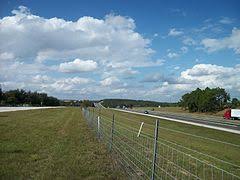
[224, 109, 240, 120]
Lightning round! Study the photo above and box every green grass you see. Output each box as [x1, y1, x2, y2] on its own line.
[133, 106, 226, 117]
[96, 108, 240, 177]
[0, 108, 125, 179]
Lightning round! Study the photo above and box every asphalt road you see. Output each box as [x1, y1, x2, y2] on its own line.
[128, 109, 240, 132]
[0, 107, 63, 112]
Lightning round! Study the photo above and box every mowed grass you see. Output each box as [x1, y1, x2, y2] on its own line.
[97, 108, 240, 176]
[133, 106, 226, 117]
[0, 108, 125, 179]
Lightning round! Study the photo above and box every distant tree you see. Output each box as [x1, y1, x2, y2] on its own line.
[232, 98, 239, 108]
[179, 87, 230, 112]
[45, 96, 60, 106]
[0, 89, 60, 106]
[0, 86, 3, 102]
[101, 99, 178, 108]
[81, 100, 93, 107]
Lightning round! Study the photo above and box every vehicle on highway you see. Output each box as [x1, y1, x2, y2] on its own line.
[144, 110, 149, 114]
[224, 109, 240, 120]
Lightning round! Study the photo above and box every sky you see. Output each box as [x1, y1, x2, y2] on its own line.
[0, 0, 240, 101]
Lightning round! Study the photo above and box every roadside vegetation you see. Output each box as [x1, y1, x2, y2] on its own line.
[179, 87, 231, 112]
[133, 106, 227, 117]
[101, 87, 240, 117]
[0, 88, 60, 106]
[101, 99, 177, 108]
[0, 108, 125, 179]
[97, 107, 240, 176]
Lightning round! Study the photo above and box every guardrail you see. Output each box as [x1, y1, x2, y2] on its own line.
[82, 108, 240, 179]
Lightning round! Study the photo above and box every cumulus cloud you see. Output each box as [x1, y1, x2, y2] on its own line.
[182, 37, 196, 46]
[59, 58, 97, 73]
[100, 76, 120, 86]
[180, 64, 240, 89]
[1, 6, 239, 101]
[48, 77, 93, 92]
[0, 6, 156, 99]
[0, 52, 14, 61]
[167, 52, 179, 58]
[201, 28, 240, 54]
[142, 73, 181, 84]
[145, 64, 240, 100]
[168, 28, 183, 36]
[0, 6, 153, 68]
[142, 73, 164, 83]
[174, 66, 180, 70]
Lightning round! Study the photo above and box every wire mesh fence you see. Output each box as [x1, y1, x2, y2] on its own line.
[82, 108, 240, 180]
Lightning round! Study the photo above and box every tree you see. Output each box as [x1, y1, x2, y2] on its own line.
[0, 86, 3, 102]
[179, 87, 230, 113]
[232, 98, 239, 108]
[81, 100, 93, 107]
[0, 89, 60, 106]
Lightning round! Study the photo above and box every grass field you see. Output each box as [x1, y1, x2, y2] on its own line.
[95, 108, 240, 177]
[0, 108, 125, 179]
[133, 106, 226, 117]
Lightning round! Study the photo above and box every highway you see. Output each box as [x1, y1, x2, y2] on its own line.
[113, 108, 240, 134]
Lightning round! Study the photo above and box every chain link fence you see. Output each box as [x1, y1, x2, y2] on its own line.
[82, 108, 240, 180]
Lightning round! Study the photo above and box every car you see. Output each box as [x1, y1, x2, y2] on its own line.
[144, 110, 149, 114]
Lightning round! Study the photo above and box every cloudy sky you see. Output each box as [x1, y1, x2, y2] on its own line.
[0, 0, 239, 101]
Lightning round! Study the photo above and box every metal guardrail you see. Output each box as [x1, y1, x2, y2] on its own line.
[82, 108, 240, 180]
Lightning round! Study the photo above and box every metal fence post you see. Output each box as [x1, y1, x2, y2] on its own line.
[151, 119, 159, 180]
[92, 108, 95, 127]
[97, 116, 100, 139]
[109, 114, 115, 151]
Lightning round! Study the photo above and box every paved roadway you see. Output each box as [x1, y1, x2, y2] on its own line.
[113, 108, 240, 134]
[0, 107, 63, 112]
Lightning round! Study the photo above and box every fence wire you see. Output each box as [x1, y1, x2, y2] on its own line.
[82, 108, 240, 180]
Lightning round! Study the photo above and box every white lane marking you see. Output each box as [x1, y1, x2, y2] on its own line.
[113, 108, 240, 135]
[151, 112, 238, 128]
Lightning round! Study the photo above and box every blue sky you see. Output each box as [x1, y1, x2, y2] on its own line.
[0, 0, 240, 101]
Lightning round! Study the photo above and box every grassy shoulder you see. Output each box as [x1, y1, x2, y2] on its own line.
[133, 106, 226, 117]
[0, 108, 125, 179]
[98, 108, 240, 176]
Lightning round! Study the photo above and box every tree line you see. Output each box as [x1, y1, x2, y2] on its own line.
[179, 87, 239, 112]
[101, 99, 178, 108]
[0, 88, 60, 106]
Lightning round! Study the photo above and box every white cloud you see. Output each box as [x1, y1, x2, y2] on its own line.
[0, 6, 156, 99]
[174, 66, 180, 70]
[201, 28, 240, 54]
[1, 74, 93, 95]
[48, 77, 92, 92]
[32, 75, 51, 83]
[182, 37, 196, 46]
[168, 28, 183, 36]
[180, 64, 240, 91]
[167, 52, 179, 58]
[1, 6, 239, 101]
[0, 52, 14, 61]
[100, 76, 120, 86]
[145, 64, 240, 100]
[59, 58, 97, 73]
[0, 6, 153, 69]
[219, 17, 233, 24]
